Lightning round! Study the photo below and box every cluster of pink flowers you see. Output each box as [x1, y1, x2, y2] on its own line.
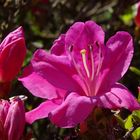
[0, 19, 140, 139]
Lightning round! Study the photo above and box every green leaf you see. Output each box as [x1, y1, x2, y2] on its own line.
[132, 127, 140, 140]
[119, 5, 136, 25]
[132, 111, 140, 123]
[125, 115, 133, 130]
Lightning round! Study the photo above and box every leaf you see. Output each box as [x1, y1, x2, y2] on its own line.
[132, 127, 140, 140]
[125, 115, 133, 130]
[119, 5, 136, 26]
[132, 111, 140, 123]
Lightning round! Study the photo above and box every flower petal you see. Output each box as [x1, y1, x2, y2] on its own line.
[4, 98, 25, 140]
[65, 21, 105, 79]
[49, 92, 97, 128]
[0, 27, 24, 50]
[19, 49, 84, 97]
[26, 99, 62, 124]
[51, 34, 66, 56]
[65, 21, 104, 50]
[98, 83, 140, 111]
[84, 21, 104, 44]
[97, 31, 133, 94]
[0, 27, 26, 82]
[0, 100, 10, 123]
[32, 49, 75, 77]
[19, 64, 66, 99]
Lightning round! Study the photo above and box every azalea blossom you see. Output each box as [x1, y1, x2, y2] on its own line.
[0, 27, 26, 98]
[19, 21, 140, 128]
[0, 97, 25, 140]
[135, 2, 140, 27]
[0, 27, 26, 82]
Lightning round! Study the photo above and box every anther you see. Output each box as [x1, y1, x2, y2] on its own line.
[80, 49, 90, 78]
[9, 95, 28, 102]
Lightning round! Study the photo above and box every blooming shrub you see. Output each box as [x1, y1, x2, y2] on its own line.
[0, 1, 140, 139]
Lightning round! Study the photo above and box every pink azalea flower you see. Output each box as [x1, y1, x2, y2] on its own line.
[0, 27, 26, 82]
[0, 97, 25, 140]
[19, 21, 140, 128]
[135, 2, 140, 27]
[0, 27, 26, 98]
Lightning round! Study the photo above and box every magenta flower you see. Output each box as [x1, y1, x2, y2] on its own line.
[0, 27, 26, 98]
[0, 97, 25, 140]
[19, 21, 140, 128]
[0, 27, 26, 82]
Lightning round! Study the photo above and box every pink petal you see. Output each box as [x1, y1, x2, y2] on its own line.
[97, 31, 133, 94]
[32, 49, 74, 75]
[19, 65, 66, 99]
[0, 120, 4, 140]
[19, 49, 83, 97]
[0, 27, 24, 50]
[0, 27, 26, 82]
[65, 21, 105, 79]
[98, 83, 140, 111]
[4, 98, 25, 140]
[84, 21, 104, 44]
[26, 99, 62, 124]
[49, 92, 97, 128]
[65, 21, 104, 50]
[0, 100, 10, 139]
[0, 100, 10, 123]
[51, 34, 66, 56]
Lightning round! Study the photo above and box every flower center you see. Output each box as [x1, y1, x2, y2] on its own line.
[69, 42, 103, 97]
[80, 45, 95, 81]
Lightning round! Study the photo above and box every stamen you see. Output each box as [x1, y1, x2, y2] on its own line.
[9, 95, 28, 102]
[68, 46, 86, 80]
[68, 46, 91, 96]
[89, 45, 94, 80]
[80, 49, 90, 78]
[96, 43, 103, 76]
